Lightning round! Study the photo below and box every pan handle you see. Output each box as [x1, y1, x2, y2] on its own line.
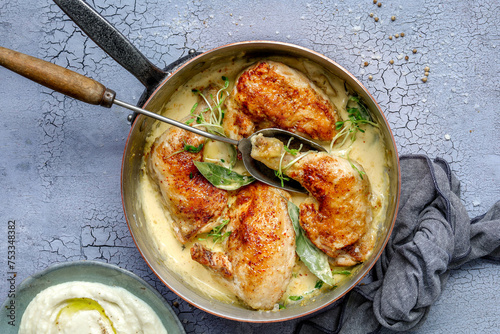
[53, 0, 166, 90]
[0, 46, 116, 107]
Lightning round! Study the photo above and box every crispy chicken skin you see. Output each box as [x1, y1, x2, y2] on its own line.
[327, 229, 376, 267]
[190, 183, 296, 310]
[223, 60, 342, 141]
[250, 134, 373, 264]
[147, 126, 228, 244]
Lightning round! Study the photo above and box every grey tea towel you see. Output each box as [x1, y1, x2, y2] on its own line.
[295, 155, 500, 334]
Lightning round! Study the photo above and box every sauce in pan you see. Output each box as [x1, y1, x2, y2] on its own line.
[138, 56, 391, 309]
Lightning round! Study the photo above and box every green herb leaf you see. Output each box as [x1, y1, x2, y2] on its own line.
[208, 219, 231, 244]
[274, 169, 290, 187]
[348, 96, 371, 121]
[349, 159, 366, 179]
[288, 295, 303, 301]
[346, 150, 366, 180]
[283, 145, 300, 156]
[278, 303, 286, 310]
[315, 280, 324, 289]
[329, 95, 378, 154]
[282, 138, 303, 156]
[189, 77, 230, 136]
[190, 102, 199, 114]
[348, 95, 360, 103]
[221, 76, 229, 89]
[166, 141, 204, 159]
[332, 270, 351, 275]
[194, 162, 255, 190]
[183, 142, 204, 153]
[287, 201, 335, 286]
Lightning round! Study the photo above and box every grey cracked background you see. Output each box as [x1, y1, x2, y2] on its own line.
[0, 0, 499, 333]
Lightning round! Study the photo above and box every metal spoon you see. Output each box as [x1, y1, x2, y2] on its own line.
[0, 46, 325, 193]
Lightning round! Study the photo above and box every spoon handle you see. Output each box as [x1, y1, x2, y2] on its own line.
[0, 46, 115, 107]
[114, 99, 239, 146]
[0, 46, 239, 146]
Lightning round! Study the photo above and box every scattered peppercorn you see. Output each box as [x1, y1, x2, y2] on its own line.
[369, 13, 374, 17]
[391, 16, 396, 21]
[374, 17, 379, 22]
[424, 66, 430, 72]
[413, 49, 417, 53]
[368, 75, 373, 80]
[378, 2, 382, 7]
[395, 33, 400, 38]
[389, 59, 394, 64]
[400, 32, 405, 37]
[405, 55, 409, 60]
[424, 71, 429, 76]
[364, 61, 369, 67]
[373, 0, 377, 3]
[421, 77, 427, 83]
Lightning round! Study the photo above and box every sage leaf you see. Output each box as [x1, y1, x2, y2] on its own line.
[194, 161, 255, 190]
[287, 200, 335, 286]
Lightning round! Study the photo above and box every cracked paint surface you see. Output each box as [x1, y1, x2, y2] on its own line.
[0, 0, 498, 333]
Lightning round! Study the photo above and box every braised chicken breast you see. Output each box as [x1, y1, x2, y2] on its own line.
[147, 126, 228, 244]
[190, 183, 296, 310]
[223, 61, 342, 141]
[250, 134, 373, 264]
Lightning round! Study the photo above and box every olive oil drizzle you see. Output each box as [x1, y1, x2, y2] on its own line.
[55, 297, 117, 334]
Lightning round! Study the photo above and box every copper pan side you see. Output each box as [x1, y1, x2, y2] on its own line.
[121, 41, 401, 322]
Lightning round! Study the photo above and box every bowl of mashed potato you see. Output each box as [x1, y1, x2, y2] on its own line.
[0, 261, 185, 334]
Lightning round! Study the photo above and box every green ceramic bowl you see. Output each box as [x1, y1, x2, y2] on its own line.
[0, 260, 185, 334]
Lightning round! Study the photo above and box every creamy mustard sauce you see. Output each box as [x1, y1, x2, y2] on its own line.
[138, 56, 391, 309]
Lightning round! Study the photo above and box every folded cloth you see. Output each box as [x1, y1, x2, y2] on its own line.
[295, 155, 500, 334]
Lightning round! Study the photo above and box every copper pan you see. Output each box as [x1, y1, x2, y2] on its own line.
[56, 0, 401, 322]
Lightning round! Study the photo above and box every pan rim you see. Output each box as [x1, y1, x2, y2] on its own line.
[121, 40, 401, 323]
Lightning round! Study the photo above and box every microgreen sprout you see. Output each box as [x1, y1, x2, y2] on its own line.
[329, 96, 378, 153]
[207, 219, 231, 245]
[186, 76, 230, 137]
[275, 137, 312, 187]
[183, 142, 204, 153]
[283, 138, 303, 156]
[167, 141, 204, 159]
[347, 149, 366, 180]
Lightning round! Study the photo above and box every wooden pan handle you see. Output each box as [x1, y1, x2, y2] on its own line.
[0, 46, 115, 107]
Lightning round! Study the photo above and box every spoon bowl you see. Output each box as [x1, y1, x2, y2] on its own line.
[239, 128, 327, 193]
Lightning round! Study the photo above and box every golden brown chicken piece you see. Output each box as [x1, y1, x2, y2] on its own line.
[224, 60, 342, 141]
[250, 134, 373, 264]
[190, 183, 296, 310]
[327, 230, 376, 267]
[147, 126, 228, 244]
